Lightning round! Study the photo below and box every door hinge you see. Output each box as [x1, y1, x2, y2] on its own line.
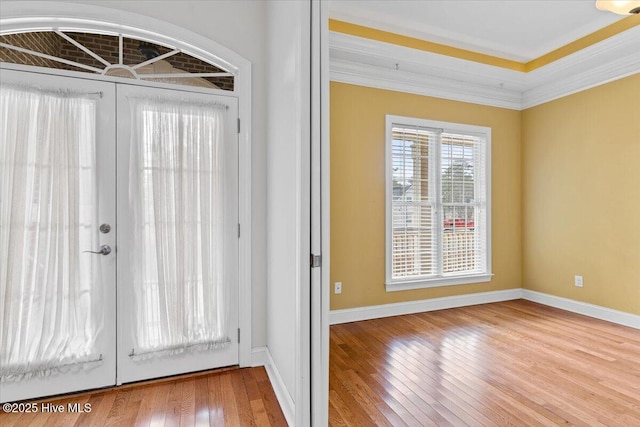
[311, 254, 321, 268]
[237, 118, 240, 134]
[238, 328, 240, 343]
[238, 223, 241, 238]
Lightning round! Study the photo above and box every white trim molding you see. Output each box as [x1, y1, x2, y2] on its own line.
[263, 348, 295, 426]
[0, 2, 239, 74]
[330, 32, 524, 110]
[330, 288, 640, 330]
[330, 289, 522, 325]
[521, 290, 640, 330]
[522, 25, 640, 108]
[251, 346, 294, 425]
[331, 58, 523, 110]
[330, 25, 640, 110]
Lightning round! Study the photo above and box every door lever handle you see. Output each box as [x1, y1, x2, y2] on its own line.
[84, 245, 112, 255]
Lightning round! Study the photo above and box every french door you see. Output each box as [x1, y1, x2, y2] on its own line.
[0, 70, 117, 403]
[115, 84, 239, 384]
[0, 69, 239, 402]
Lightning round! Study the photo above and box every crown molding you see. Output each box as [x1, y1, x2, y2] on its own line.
[330, 26, 640, 110]
[331, 58, 523, 110]
[330, 31, 525, 110]
[522, 25, 640, 108]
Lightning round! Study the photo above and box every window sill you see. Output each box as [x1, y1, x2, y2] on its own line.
[385, 273, 493, 292]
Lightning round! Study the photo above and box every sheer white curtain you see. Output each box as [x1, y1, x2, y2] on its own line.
[128, 97, 230, 359]
[0, 85, 103, 382]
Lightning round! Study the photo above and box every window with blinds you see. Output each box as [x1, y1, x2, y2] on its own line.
[385, 115, 492, 291]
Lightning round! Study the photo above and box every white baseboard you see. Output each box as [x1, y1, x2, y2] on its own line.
[249, 347, 294, 425]
[328, 288, 639, 329]
[251, 346, 267, 367]
[258, 347, 293, 426]
[329, 288, 522, 325]
[521, 290, 640, 330]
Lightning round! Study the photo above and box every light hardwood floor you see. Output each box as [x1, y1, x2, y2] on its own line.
[3, 300, 638, 426]
[0, 366, 287, 426]
[329, 299, 640, 426]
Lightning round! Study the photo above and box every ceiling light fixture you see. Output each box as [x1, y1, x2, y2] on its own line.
[596, 0, 640, 15]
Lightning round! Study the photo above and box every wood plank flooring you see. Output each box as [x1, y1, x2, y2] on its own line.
[3, 300, 638, 426]
[329, 299, 640, 426]
[0, 366, 287, 427]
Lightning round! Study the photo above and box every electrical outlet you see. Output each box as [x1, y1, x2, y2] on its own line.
[574, 275, 583, 288]
[334, 282, 342, 294]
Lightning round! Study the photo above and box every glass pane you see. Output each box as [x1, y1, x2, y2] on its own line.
[442, 226, 479, 273]
[0, 32, 63, 69]
[60, 32, 119, 70]
[441, 133, 475, 205]
[130, 99, 231, 358]
[0, 86, 103, 380]
[0, 31, 234, 91]
[441, 133, 480, 273]
[391, 125, 435, 279]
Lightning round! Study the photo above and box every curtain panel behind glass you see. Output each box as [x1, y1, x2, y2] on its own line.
[0, 85, 103, 382]
[128, 97, 230, 359]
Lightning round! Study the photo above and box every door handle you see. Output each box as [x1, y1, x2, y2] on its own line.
[84, 245, 112, 255]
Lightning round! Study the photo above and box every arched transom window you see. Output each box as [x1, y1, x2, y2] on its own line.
[0, 30, 234, 90]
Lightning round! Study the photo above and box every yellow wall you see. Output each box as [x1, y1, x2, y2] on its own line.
[522, 74, 640, 315]
[330, 82, 522, 310]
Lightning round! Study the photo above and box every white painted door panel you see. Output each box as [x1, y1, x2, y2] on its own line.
[0, 69, 117, 403]
[115, 83, 239, 384]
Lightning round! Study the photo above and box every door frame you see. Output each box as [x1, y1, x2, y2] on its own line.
[0, 1, 253, 368]
[311, 0, 330, 425]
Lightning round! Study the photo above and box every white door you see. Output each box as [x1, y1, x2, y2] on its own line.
[115, 83, 239, 383]
[1, 69, 240, 401]
[0, 69, 117, 403]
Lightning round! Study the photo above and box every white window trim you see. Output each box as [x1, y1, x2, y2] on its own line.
[385, 115, 492, 292]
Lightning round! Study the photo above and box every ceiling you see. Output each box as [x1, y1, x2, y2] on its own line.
[328, 0, 625, 62]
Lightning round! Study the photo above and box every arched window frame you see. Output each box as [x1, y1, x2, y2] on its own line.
[0, 28, 236, 88]
[0, 1, 253, 367]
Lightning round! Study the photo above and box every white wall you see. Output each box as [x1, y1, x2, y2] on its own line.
[265, 0, 311, 423]
[63, 0, 270, 347]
